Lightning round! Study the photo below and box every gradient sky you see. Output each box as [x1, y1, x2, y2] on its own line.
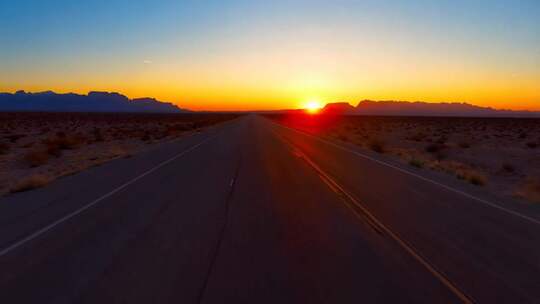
[1, 0, 539, 111]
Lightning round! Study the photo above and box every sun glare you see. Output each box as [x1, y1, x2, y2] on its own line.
[304, 100, 323, 114]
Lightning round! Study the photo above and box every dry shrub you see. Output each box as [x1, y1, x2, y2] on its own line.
[425, 143, 444, 153]
[369, 138, 385, 153]
[502, 163, 515, 173]
[526, 142, 538, 149]
[516, 179, 540, 203]
[44, 134, 83, 150]
[6, 134, 25, 143]
[427, 159, 486, 186]
[456, 170, 487, 186]
[0, 141, 9, 154]
[112, 132, 124, 140]
[337, 133, 349, 142]
[46, 144, 62, 157]
[23, 149, 50, 167]
[468, 174, 487, 186]
[168, 123, 194, 132]
[409, 158, 425, 168]
[425, 143, 447, 160]
[21, 142, 35, 148]
[408, 132, 426, 142]
[154, 131, 168, 140]
[141, 132, 151, 142]
[436, 136, 448, 144]
[93, 128, 104, 142]
[108, 146, 129, 158]
[10, 174, 50, 193]
[458, 141, 471, 149]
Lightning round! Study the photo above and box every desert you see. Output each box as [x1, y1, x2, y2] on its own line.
[267, 113, 540, 203]
[2, 1, 540, 302]
[0, 112, 239, 196]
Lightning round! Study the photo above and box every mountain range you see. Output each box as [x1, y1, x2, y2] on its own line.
[0, 91, 188, 113]
[0, 91, 538, 117]
[322, 100, 540, 117]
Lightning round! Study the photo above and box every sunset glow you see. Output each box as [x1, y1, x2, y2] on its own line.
[304, 100, 323, 114]
[1, 1, 539, 111]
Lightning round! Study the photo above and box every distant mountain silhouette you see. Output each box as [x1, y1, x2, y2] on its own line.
[320, 100, 540, 117]
[0, 91, 189, 113]
[322, 102, 356, 114]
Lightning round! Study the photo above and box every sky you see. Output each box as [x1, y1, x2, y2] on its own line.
[1, 0, 539, 111]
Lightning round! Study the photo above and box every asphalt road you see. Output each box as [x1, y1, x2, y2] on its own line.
[1, 115, 539, 303]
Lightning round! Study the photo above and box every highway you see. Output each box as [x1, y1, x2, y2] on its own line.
[0, 114, 539, 303]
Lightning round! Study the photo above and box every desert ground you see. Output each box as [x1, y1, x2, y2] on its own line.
[0, 112, 239, 196]
[267, 113, 540, 203]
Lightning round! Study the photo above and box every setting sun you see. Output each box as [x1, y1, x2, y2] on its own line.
[304, 100, 323, 114]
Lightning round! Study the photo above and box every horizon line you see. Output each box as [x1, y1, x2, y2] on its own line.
[1, 89, 539, 113]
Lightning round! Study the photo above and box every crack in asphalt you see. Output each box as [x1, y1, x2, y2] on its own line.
[196, 153, 243, 304]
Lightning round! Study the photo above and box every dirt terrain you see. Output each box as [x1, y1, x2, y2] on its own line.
[0, 112, 239, 196]
[267, 113, 540, 203]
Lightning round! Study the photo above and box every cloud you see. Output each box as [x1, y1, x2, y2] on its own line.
[143, 59, 152, 64]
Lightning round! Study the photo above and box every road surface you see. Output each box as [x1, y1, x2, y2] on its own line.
[0, 115, 539, 303]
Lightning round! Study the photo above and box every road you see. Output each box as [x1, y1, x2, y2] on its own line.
[0, 114, 539, 303]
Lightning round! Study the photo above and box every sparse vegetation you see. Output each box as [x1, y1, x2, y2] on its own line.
[409, 159, 424, 168]
[0, 141, 9, 154]
[108, 146, 129, 158]
[10, 174, 51, 193]
[0, 112, 240, 196]
[526, 142, 538, 149]
[5, 134, 25, 143]
[407, 132, 426, 142]
[425, 143, 446, 160]
[337, 133, 349, 142]
[436, 136, 448, 144]
[468, 173, 487, 186]
[516, 179, 540, 203]
[368, 138, 385, 153]
[455, 170, 487, 186]
[23, 149, 50, 167]
[502, 163, 515, 173]
[46, 143, 62, 157]
[93, 128, 104, 142]
[458, 141, 471, 148]
[43, 133, 84, 150]
[141, 132, 151, 142]
[267, 113, 540, 198]
[425, 143, 444, 153]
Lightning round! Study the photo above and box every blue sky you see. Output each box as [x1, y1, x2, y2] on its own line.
[1, 0, 539, 110]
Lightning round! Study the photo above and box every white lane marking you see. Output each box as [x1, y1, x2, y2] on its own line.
[274, 132, 473, 304]
[269, 120, 540, 226]
[0, 135, 216, 258]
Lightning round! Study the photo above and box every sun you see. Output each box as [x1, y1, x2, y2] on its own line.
[304, 100, 323, 114]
